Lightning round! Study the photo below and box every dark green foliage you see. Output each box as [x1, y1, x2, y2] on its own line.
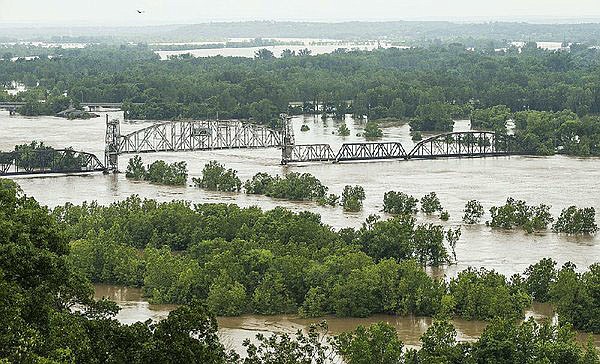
[420, 192, 443, 214]
[125, 157, 188, 185]
[341, 185, 366, 212]
[463, 199, 484, 224]
[553, 206, 598, 234]
[376, 259, 447, 316]
[358, 214, 453, 266]
[514, 110, 600, 156]
[488, 197, 553, 233]
[415, 319, 466, 363]
[410, 102, 454, 132]
[252, 272, 296, 315]
[411, 131, 422, 141]
[194, 161, 241, 192]
[440, 210, 450, 221]
[56, 194, 463, 318]
[551, 262, 600, 333]
[246, 318, 599, 363]
[523, 258, 557, 302]
[243, 172, 275, 195]
[245, 172, 328, 201]
[68, 235, 145, 287]
[298, 287, 328, 318]
[4, 44, 600, 142]
[471, 318, 585, 364]
[0, 179, 231, 363]
[338, 123, 350, 136]
[446, 228, 461, 262]
[334, 322, 404, 363]
[266, 173, 328, 201]
[254, 48, 274, 60]
[145, 160, 188, 185]
[383, 191, 418, 215]
[2, 141, 88, 172]
[17, 94, 75, 116]
[316, 193, 340, 207]
[300, 124, 310, 131]
[449, 267, 531, 320]
[243, 322, 332, 364]
[125, 155, 146, 180]
[471, 105, 511, 131]
[363, 122, 383, 138]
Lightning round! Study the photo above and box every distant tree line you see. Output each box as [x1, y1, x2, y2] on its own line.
[3, 44, 600, 134]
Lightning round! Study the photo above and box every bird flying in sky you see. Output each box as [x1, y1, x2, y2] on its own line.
[137, 10, 145, 14]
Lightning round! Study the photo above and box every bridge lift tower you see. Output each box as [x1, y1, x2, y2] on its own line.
[104, 115, 120, 172]
[280, 113, 295, 164]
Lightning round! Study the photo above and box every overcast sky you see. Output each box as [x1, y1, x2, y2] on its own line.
[1, 0, 600, 26]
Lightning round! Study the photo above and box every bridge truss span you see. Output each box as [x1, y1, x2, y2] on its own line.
[408, 131, 513, 159]
[0, 149, 105, 176]
[336, 142, 407, 162]
[282, 144, 337, 163]
[118, 120, 284, 155]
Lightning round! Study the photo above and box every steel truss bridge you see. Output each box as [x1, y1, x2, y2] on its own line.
[104, 116, 515, 168]
[283, 131, 515, 163]
[0, 149, 106, 176]
[104, 118, 290, 170]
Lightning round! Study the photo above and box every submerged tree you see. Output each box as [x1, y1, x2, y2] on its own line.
[342, 185, 366, 212]
[552, 206, 598, 234]
[488, 197, 553, 233]
[338, 123, 350, 136]
[463, 200, 484, 224]
[363, 122, 383, 139]
[194, 161, 241, 192]
[421, 192, 444, 214]
[125, 155, 146, 180]
[383, 191, 418, 215]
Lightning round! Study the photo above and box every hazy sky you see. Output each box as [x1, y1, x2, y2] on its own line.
[2, 0, 600, 25]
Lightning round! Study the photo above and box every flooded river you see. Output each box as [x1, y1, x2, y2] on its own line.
[1, 111, 598, 277]
[154, 39, 397, 59]
[95, 284, 599, 354]
[2, 110, 599, 351]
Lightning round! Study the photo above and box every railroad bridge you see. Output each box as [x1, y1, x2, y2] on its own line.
[284, 131, 514, 163]
[104, 116, 291, 170]
[0, 115, 517, 177]
[104, 115, 516, 170]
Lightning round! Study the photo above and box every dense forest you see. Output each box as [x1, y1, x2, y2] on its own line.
[2, 178, 599, 363]
[50, 194, 600, 334]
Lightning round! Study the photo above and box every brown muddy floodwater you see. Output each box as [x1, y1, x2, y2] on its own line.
[95, 284, 599, 356]
[2, 110, 600, 353]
